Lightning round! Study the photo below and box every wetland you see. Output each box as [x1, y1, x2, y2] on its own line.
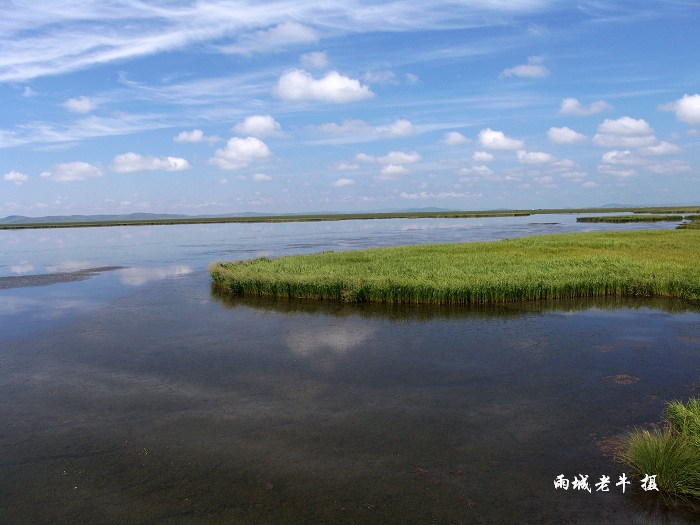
[2, 213, 700, 524]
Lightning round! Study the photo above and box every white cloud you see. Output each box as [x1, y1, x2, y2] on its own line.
[111, 152, 191, 173]
[559, 98, 612, 116]
[378, 151, 421, 165]
[318, 120, 374, 135]
[363, 70, 397, 84]
[273, 69, 374, 103]
[221, 21, 318, 54]
[458, 165, 495, 177]
[478, 128, 525, 150]
[660, 94, 700, 125]
[582, 181, 599, 188]
[173, 129, 219, 143]
[355, 153, 375, 163]
[332, 178, 354, 187]
[442, 131, 471, 145]
[382, 119, 415, 137]
[500, 56, 549, 78]
[252, 173, 272, 182]
[597, 165, 637, 178]
[62, 96, 97, 113]
[316, 118, 415, 139]
[638, 141, 683, 156]
[597, 116, 653, 136]
[336, 163, 359, 170]
[400, 191, 473, 199]
[517, 150, 554, 164]
[405, 73, 419, 84]
[233, 115, 282, 137]
[301, 51, 328, 69]
[40, 161, 103, 182]
[646, 160, 692, 175]
[379, 164, 410, 178]
[472, 151, 494, 162]
[547, 126, 587, 144]
[592, 116, 656, 148]
[601, 150, 648, 166]
[210, 136, 272, 170]
[3, 170, 28, 185]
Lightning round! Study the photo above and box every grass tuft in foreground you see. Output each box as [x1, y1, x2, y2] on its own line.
[210, 229, 700, 304]
[621, 398, 700, 500]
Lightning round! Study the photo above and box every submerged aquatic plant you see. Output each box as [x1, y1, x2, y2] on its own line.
[621, 398, 700, 500]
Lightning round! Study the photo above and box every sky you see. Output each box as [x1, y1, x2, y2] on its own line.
[1, 0, 699, 216]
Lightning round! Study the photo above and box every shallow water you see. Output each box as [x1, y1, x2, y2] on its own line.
[1, 215, 699, 524]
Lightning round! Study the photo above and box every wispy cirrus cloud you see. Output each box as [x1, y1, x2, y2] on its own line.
[0, 1, 558, 83]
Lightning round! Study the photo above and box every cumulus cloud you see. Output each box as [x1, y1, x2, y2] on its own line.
[3, 170, 28, 185]
[363, 70, 397, 84]
[355, 153, 375, 163]
[379, 164, 410, 179]
[378, 151, 421, 165]
[478, 128, 525, 150]
[598, 116, 653, 136]
[638, 141, 683, 156]
[221, 21, 318, 54]
[318, 119, 374, 135]
[442, 131, 471, 145]
[559, 98, 612, 116]
[335, 162, 359, 170]
[62, 96, 98, 113]
[592, 116, 657, 148]
[472, 151, 494, 162]
[383, 119, 415, 137]
[210, 137, 272, 170]
[316, 118, 415, 139]
[273, 69, 374, 103]
[111, 153, 190, 173]
[601, 150, 647, 166]
[233, 115, 283, 137]
[597, 165, 637, 178]
[548, 126, 587, 144]
[500, 56, 549, 78]
[300, 51, 328, 69]
[660, 94, 700, 125]
[400, 191, 473, 199]
[332, 178, 354, 187]
[517, 150, 554, 164]
[458, 165, 495, 178]
[173, 129, 219, 143]
[252, 173, 271, 182]
[40, 162, 103, 182]
[646, 160, 691, 175]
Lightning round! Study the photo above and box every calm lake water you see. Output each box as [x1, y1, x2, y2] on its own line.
[1, 214, 699, 524]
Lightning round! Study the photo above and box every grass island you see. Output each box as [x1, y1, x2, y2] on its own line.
[210, 229, 700, 305]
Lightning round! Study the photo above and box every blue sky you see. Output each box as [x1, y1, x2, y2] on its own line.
[1, 0, 699, 216]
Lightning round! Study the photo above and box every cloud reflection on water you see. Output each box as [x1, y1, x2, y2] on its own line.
[116, 265, 194, 286]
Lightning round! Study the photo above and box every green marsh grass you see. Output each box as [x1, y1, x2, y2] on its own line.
[577, 215, 685, 223]
[210, 229, 700, 304]
[621, 398, 700, 500]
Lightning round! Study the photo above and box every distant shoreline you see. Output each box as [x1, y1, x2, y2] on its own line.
[2, 206, 700, 230]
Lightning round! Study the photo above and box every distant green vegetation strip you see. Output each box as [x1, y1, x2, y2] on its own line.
[210, 229, 700, 304]
[3, 206, 700, 230]
[577, 214, 686, 223]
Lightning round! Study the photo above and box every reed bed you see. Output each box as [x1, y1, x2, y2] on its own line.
[621, 398, 700, 499]
[210, 229, 700, 304]
[577, 215, 685, 223]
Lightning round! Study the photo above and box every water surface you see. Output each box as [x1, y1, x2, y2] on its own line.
[1, 215, 698, 524]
